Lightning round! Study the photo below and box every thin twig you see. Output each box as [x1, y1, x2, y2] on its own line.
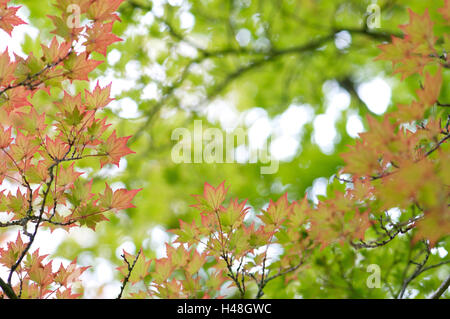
[117, 249, 141, 299]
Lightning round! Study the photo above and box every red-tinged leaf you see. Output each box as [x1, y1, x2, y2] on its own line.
[377, 160, 437, 210]
[0, 232, 26, 268]
[41, 37, 71, 64]
[375, 36, 415, 66]
[393, 55, 433, 80]
[11, 107, 47, 134]
[399, 9, 436, 50]
[438, 0, 450, 23]
[0, 86, 31, 111]
[99, 130, 135, 167]
[191, 181, 228, 212]
[10, 130, 40, 161]
[85, 81, 113, 109]
[85, 22, 122, 56]
[100, 182, 141, 210]
[72, 201, 106, 230]
[205, 269, 226, 291]
[55, 288, 82, 299]
[52, 0, 91, 14]
[56, 162, 83, 190]
[0, 124, 12, 148]
[166, 243, 189, 268]
[28, 259, 54, 288]
[86, 0, 125, 23]
[341, 139, 381, 176]
[391, 100, 425, 123]
[55, 91, 83, 113]
[63, 52, 103, 82]
[118, 250, 151, 285]
[0, 2, 26, 36]
[417, 68, 442, 107]
[45, 137, 70, 160]
[66, 179, 94, 207]
[5, 188, 38, 218]
[47, 14, 83, 40]
[220, 198, 249, 228]
[86, 117, 111, 145]
[243, 223, 273, 248]
[0, 49, 16, 86]
[14, 279, 40, 299]
[152, 257, 173, 284]
[53, 259, 89, 286]
[170, 219, 199, 244]
[23, 249, 48, 272]
[260, 193, 292, 226]
[186, 250, 206, 276]
[414, 207, 450, 247]
[289, 195, 311, 228]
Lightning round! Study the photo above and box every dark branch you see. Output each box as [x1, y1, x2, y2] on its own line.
[429, 275, 450, 299]
[117, 249, 141, 299]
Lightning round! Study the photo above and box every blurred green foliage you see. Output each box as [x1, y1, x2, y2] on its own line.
[15, 0, 449, 298]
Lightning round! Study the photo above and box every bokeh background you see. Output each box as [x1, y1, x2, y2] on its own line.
[0, 0, 449, 298]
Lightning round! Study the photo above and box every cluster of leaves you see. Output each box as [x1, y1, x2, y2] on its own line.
[0, 0, 139, 299]
[345, 6, 449, 246]
[117, 3, 449, 299]
[116, 181, 373, 299]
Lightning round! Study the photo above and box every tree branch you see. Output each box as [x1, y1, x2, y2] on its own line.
[0, 276, 17, 299]
[117, 249, 141, 299]
[429, 275, 450, 299]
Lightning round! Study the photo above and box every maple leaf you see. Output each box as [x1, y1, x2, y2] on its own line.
[99, 130, 135, 167]
[63, 52, 103, 82]
[55, 288, 82, 299]
[165, 243, 189, 268]
[117, 249, 151, 285]
[52, 0, 91, 14]
[191, 181, 228, 212]
[289, 195, 311, 228]
[0, 124, 12, 148]
[87, 0, 125, 23]
[393, 55, 433, 80]
[438, 0, 450, 23]
[399, 9, 436, 50]
[170, 219, 199, 245]
[152, 257, 173, 284]
[56, 162, 83, 192]
[414, 207, 450, 247]
[375, 36, 415, 67]
[41, 37, 71, 64]
[220, 198, 249, 229]
[0, 49, 16, 86]
[0, 86, 31, 111]
[85, 22, 122, 56]
[85, 81, 114, 109]
[47, 14, 83, 40]
[259, 193, 292, 227]
[55, 91, 83, 113]
[11, 107, 47, 134]
[53, 259, 89, 286]
[416, 68, 442, 107]
[99, 182, 141, 210]
[45, 137, 70, 160]
[10, 130, 40, 161]
[0, 232, 26, 268]
[186, 250, 207, 276]
[0, 1, 26, 36]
